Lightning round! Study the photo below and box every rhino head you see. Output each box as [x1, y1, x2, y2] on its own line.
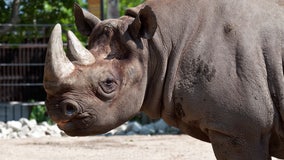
[43, 4, 157, 136]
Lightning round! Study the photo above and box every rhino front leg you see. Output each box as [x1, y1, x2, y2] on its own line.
[208, 130, 271, 160]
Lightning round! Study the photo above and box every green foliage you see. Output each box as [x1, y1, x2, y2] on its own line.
[29, 104, 52, 124]
[0, 1, 11, 23]
[103, 0, 145, 18]
[0, 0, 87, 43]
[119, 0, 145, 16]
[0, 0, 146, 43]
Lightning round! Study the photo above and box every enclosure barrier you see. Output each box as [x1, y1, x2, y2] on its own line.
[0, 24, 73, 121]
[0, 101, 44, 122]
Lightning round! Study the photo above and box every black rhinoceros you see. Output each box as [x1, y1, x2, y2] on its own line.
[43, 0, 284, 159]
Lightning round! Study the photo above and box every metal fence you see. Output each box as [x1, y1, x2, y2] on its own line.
[0, 43, 47, 102]
[0, 24, 55, 102]
[0, 24, 62, 121]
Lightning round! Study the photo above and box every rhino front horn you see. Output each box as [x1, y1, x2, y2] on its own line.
[44, 24, 75, 85]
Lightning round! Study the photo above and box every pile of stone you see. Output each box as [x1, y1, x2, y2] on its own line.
[105, 120, 180, 136]
[0, 118, 180, 139]
[0, 118, 64, 139]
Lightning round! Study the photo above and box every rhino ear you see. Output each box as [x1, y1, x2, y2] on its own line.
[127, 5, 157, 39]
[74, 3, 101, 36]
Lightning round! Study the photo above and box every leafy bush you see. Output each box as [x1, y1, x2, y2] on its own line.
[0, 0, 87, 43]
[29, 104, 52, 124]
[119, 0, 145, 16]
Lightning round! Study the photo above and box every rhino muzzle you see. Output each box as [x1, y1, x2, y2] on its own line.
[43, 24, 95, 94]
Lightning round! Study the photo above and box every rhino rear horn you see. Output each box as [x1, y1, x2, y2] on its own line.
[74, 3, 101, 36]
[67, 30, 95, 65]
[44, 24, 75, 83]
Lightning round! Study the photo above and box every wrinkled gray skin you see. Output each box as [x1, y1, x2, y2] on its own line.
[44, 0, 284, 159]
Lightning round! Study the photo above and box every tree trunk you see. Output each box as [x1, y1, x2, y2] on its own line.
[107, 0, 119, 18]
[0, 0, 21, 35]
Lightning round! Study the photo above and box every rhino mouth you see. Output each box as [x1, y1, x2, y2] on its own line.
[57, 113, 97, 136]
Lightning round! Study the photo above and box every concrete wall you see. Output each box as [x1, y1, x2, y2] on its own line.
[0, 102, 44, 122]
[0, 102, 31, 122]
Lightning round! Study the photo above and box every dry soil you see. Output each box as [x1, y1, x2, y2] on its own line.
[0, 135, 280, 160]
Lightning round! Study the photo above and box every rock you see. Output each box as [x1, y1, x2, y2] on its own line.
[60, 131, 68, 137]
[7, 121, 22, 131]
[9, 132, 18, 139]
[19, 118, 37, 129]
[17, 125, 30, 138]
[0, 128, 13, 138]
[157, 129, 165, 134]
[0, 118, 180, 139]
[0, 121, 6, 128]
[154, 119, 168, 132]
[28, 125, 47, 138]
[114, 130, 126, 135]
[17, 131, 27, 139]
[139, 124, 155, 135]
[19, 118, 30, 126]
[40, 121, 49, 127]
[46, 125, 62, 137]
[126, 131, 136, 135]
[168, 127, 180, 134]
[105, 123, 128, 136]
[127, 122, 142, 133]
[115, 123, 128, 133]
[26, 119, 37, 129]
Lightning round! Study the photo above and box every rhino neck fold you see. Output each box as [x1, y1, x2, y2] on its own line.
[141, 28, 171, 119]
[140, 0, 206, 122]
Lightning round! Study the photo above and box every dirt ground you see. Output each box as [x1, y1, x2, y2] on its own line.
[0, 135, 280, 160]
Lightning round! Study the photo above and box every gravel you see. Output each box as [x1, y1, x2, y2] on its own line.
[0, 118, 180, 139]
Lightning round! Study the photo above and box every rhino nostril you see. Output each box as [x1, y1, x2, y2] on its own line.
[63, 102, 78, 117]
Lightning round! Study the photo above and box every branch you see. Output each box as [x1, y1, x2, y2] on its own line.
[0, 0, 21, 36]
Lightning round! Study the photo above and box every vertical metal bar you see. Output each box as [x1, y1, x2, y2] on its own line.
[8, 49, 12, 101]
[13, 104, 15, 120]
[5, 105, 7, 122]
[100, 0, 104, 20]
[21, 44, 25, 101]
[20, 103, 23, 118]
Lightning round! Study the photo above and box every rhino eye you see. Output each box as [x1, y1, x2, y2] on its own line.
[102, 79, 116, 92]
[98, 78, 117, 100]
